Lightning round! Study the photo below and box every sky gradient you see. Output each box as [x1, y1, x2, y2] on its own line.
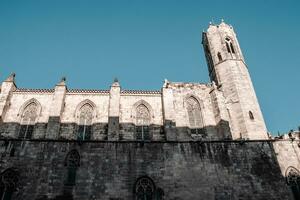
[0, 0, 299, 134]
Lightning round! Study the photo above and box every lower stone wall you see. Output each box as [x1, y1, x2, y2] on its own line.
[273, 139, 300, 176]
[0, 140, 294, 200]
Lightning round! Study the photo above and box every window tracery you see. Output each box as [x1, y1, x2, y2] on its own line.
[249, 111, 254, 120]
[217, 52, 222, 61]
[186, 97, 204, 135]
[78, 104, 93, 140]
[135, 176, 155, 200]
[136, 104, 151, 140]
[19, 102, 38, 139]
[286, 167, 300, 199]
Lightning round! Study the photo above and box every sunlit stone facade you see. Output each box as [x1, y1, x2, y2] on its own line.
[0, 21, 299, 200]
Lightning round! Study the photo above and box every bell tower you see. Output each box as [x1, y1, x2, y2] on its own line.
[202, 20, 267, 140]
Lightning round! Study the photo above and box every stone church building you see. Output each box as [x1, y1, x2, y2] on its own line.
[0, 21, 299, 200]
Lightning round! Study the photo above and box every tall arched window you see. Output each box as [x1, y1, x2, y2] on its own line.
[0, 168, 19, 200]
[64, 150, 80, 186]
[78, 104, 93, 140]
[225, 37, 235, 54]
[19, 102, 38, 139]
[286, 167, 300, 199]
[135, 176, 155, 200]
[186, 97, 204, 135]
[136, 104, 151, 140]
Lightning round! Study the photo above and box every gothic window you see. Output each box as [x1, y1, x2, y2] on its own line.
[19, 102, 38, 139]
[225, 37, 235, 54]
[217, 52, 222, 62]
[186, 97, 204, 135]
[135, 176, 155, 200]
[136, 104, 151, 141]
[0, 169, 19, 200]
[65, 150, 80, 186]
[249, 111, 254, 120]
[286, 167, 300, 199]
[78, 104, 93, 141]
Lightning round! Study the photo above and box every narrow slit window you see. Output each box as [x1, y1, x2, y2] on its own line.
[230, 43, 235, 54]
[249, 111, 254, 120]
[217, 52, 222, 61]
[226, 42, 231, 53]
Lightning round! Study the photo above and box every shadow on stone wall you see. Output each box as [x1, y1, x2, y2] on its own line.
[0, 138, 295, 199]
[0, 119, 232, 142]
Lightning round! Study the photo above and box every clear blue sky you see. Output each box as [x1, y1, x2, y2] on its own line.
[0, 0, 299, 134]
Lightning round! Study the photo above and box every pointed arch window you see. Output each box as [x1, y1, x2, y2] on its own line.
[65, 150, 80, 186]
[19, 102, 38, 139]
[135, 176, 155, 200]
[186, 97, 204, 135]
[136, 104, 151, 141]
[286, 167, 300, 199]
[225, 37, 235, 54]
[0, 168, 19, 200]
[78, 104, 93, 141]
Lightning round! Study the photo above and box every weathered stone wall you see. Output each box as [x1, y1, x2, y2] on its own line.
[167, 82, 223, 140]
[62, 94, 110, 125]
[0, 140, 293, 200]
[203, 22, 268, 140]
[0, 22, 271, 142]
[4, 92, 53, 125]
[119, 94, 163, 125]
[273, 137, 300, 177]
[1, 82, 232, 141]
